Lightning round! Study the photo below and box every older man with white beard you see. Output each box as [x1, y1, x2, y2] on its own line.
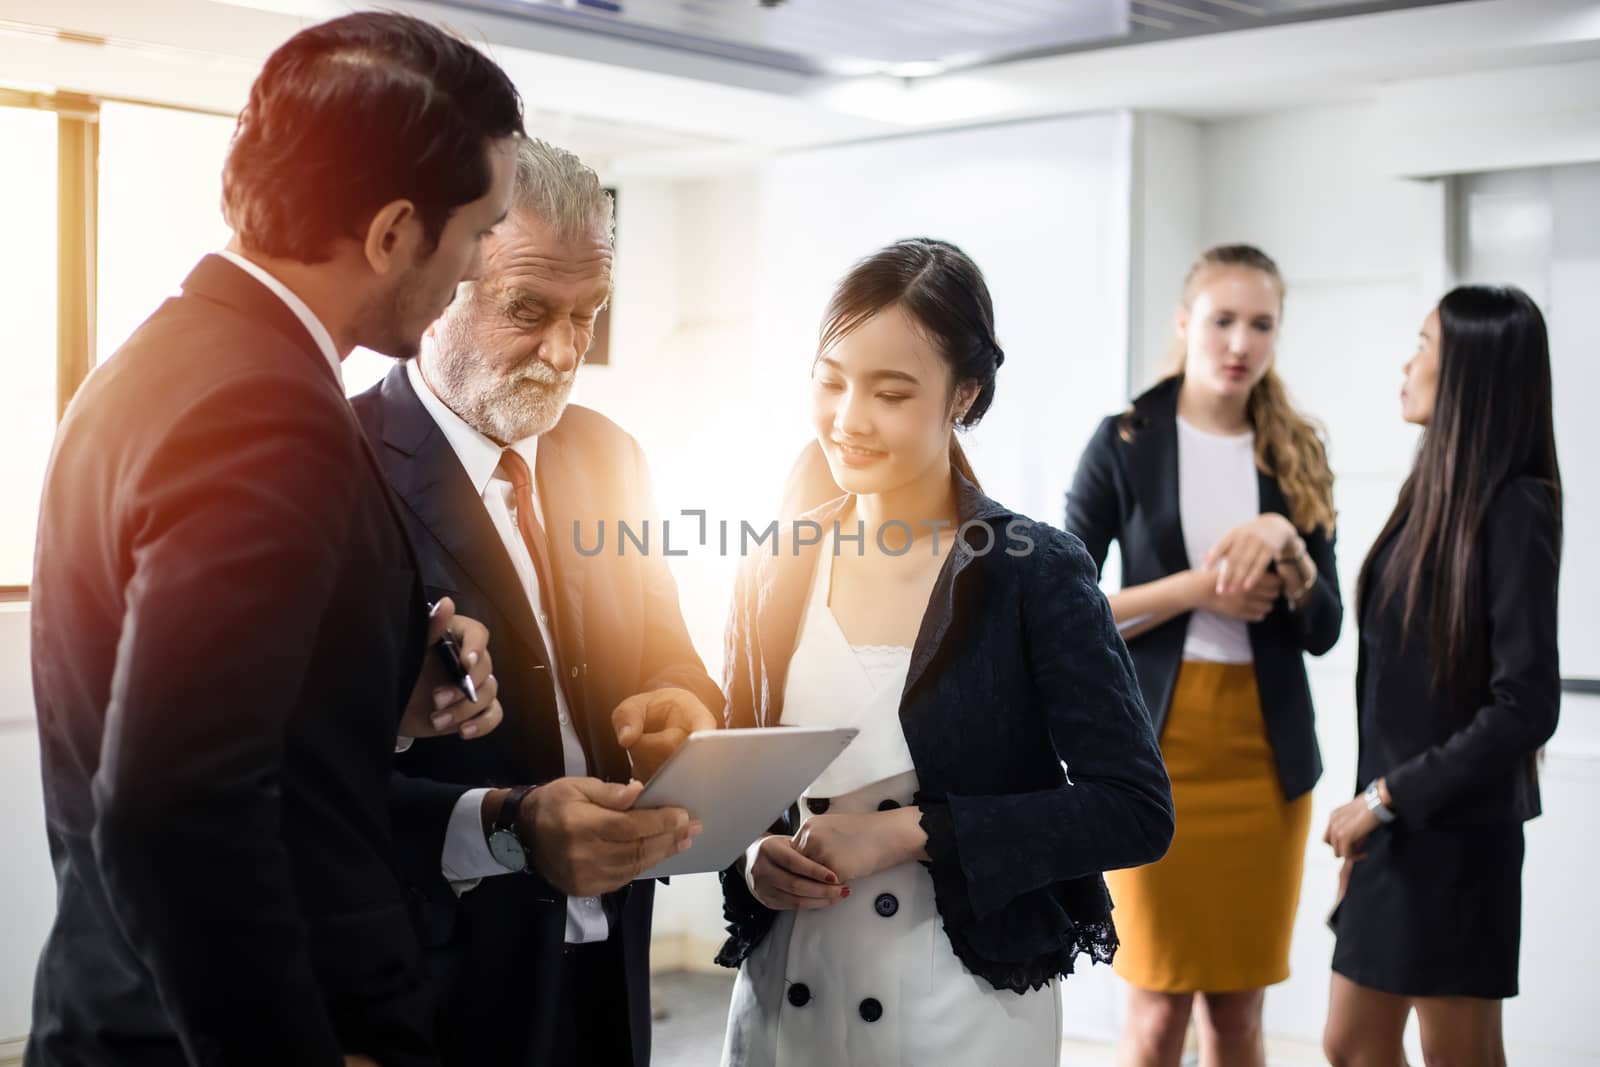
[350, 138, 723, 1067]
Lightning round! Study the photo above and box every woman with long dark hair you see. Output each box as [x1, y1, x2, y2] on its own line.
[715, 238, 1175, 1066]
[1322, 286, 1562, 1067]
[1066, 244, 1342, 1067]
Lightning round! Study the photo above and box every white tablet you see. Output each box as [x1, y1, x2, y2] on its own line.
[631, 726, 859, 880]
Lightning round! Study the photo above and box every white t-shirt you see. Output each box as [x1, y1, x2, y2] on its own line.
[1177, 415, 1258, 664]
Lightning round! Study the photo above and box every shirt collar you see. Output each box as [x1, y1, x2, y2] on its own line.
[217, 249, 343, 389]
[405, 357, 539, 496]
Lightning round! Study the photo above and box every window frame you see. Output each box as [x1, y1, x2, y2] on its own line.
[1, 88, 234, 596]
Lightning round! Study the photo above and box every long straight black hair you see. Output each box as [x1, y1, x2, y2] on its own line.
[1358, 285, 1563, 698]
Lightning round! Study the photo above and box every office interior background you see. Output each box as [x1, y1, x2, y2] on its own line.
[1, 0, 1597, 1062]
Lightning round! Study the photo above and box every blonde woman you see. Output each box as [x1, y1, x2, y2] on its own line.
[1066, 244, 1342, 1067]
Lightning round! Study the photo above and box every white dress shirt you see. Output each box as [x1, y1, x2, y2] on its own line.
[405, 358, 607, 944]
[216, 250, 343, 391]
[1177, 415, 1258, 664]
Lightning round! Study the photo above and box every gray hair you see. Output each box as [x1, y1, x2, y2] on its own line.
[510, 137, 614, 245]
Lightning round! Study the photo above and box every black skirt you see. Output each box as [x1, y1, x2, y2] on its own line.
[1330, 821, 1524, 999]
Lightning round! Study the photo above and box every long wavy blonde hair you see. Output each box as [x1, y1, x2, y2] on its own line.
[1157, 244, 1336, 536]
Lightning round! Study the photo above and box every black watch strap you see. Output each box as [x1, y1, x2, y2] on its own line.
[494, 785, 537, 835]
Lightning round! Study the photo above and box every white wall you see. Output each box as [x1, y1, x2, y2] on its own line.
[749, 114, 1133, 528]
[0, 608, 51, 1047]
[1128, 113, 1202, 394]
[1452, 162, 1600, 683]
[1376, 58, 1600, 180]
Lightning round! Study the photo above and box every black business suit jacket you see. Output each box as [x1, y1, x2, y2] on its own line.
[351, 364, 722, 1067]
[1355, 476, 1561, 826]
[1065, 376, 1343, 800]
[717, 478, 1174, 992]
[27, 255, 436, 1067]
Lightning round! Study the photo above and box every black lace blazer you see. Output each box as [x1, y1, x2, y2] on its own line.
[714, 476, 1175, 992]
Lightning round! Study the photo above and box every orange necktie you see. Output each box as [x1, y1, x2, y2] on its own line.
[497, 448, 563, 660]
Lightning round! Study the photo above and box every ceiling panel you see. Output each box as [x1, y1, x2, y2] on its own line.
[432, 0, 1466, 76]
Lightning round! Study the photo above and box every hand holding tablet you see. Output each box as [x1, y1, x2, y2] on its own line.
[630, 726, 859, 880]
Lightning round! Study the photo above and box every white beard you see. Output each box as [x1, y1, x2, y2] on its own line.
[427, 314, 577, 444]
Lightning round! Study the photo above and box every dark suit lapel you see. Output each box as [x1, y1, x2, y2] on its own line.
[1128, 380, 1192, 576]
[532, 423, 589, 676]
[353, 421, 424, 576]
[1256, 447, 1289, 523]
[901, 476, 1011, 701]
[375, 366, 552, 666]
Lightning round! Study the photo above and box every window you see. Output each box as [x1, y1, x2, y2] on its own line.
[1452, 165, 1600, 683]
[97, 102, 235, 364]
[0, 104, 59, 588]
[0, 93, 236, 591]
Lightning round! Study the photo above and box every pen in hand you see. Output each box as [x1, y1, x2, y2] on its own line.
[433, 625, 478, 704]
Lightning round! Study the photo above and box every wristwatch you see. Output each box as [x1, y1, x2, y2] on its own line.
[1363, 780, 1396, 824]
[487, 785, 537, 873]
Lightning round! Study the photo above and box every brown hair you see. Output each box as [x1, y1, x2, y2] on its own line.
[223, 12, 524, 263]
[817, 238, 1004, 489]
[1140, 244, 1336, 535]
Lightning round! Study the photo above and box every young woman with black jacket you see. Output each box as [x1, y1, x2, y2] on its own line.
[1322, 285, 1562, 1067]
[1067, 244, 1341, 1067]
[716, 238, 1175, 1066]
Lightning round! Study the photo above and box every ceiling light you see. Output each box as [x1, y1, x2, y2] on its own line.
[879, 60, 947, 79]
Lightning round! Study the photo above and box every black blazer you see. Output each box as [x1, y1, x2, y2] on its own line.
[716, 478, 1174, 992]
[1356, 476, 1560, 827]
[27, 256, 435, 1067]
[351, 365, 722, 1067]
[1065, 377, 1343, 800]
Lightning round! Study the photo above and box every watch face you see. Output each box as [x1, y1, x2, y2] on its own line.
[488, 828, 527, 873]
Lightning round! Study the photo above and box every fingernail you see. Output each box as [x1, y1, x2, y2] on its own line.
[840, 886, 850, 898]
[677, 838, 693, 854]
[460, 722, 477, 738]
[433, 689, 455, 712]
[690, 820, 704, 836]
[467, 651, 479, 666]
[825, 873, 837, 884]
[430, 711, 453, 730]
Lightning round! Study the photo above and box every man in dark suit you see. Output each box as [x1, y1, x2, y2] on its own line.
[350, 138, 721, 1067]
[26, 15, 523, 1067]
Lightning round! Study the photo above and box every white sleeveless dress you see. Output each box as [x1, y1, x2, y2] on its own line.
[721, 542, 1062, 1067]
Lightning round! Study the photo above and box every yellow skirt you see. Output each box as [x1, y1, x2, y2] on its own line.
[1106, 661, 1312, 993]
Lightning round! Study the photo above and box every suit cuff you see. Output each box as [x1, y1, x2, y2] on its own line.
[742, 835, 768, 898]
[917, 800, 976, 924]
[442, 787, 503, 893]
